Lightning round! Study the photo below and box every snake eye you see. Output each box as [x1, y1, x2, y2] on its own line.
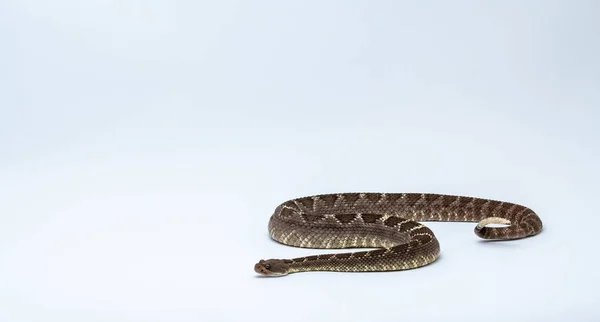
[265, 264, 271, 270]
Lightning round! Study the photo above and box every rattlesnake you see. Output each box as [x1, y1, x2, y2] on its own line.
[254, 193, 542, 276]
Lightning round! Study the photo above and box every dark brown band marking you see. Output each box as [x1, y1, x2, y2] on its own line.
[361, 213, 383, 223]
[384, 216, 404, 227]
[335, 213, 357, 224]
[366, 193, 381, 203]
[344, 193, 361, 205]
[301, 213, 325, 222]
[298, 197, 314, 211]
[320, 194, 338, 207]
[399, 221, 421, 231]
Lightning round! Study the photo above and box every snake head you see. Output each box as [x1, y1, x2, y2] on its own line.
[254, 259, 290, 276]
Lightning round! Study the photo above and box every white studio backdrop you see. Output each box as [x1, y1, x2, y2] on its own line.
[1, 1, 598, 321]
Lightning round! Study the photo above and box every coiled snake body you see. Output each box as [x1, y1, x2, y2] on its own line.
[254, 193, 542, 276]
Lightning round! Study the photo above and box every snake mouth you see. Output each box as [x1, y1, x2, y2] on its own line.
[254, 263, 268, 275]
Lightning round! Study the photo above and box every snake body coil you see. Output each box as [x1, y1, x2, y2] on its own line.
[254, 193, 542, 276]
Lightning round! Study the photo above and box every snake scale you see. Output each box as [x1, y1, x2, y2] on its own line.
[254, 193, 542, 276]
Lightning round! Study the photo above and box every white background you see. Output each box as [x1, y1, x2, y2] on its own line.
[1, 1, 598, 321]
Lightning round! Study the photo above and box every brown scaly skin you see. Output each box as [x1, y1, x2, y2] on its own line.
[255, 193, 543, 277]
